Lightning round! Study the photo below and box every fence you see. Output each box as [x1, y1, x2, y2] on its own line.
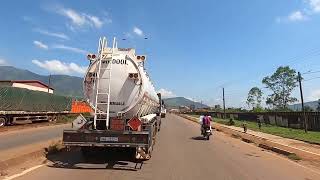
[186, 111, 320, 131]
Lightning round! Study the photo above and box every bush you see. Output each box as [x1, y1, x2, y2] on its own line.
[56, 114, 78, 123]
[228, 118, 235, 126]
[45, 141, 64, 155]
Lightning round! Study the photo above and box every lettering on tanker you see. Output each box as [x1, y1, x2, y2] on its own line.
[101, 59, 128, 65]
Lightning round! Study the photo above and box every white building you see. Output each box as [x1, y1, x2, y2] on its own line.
[0, 80, 54, 93]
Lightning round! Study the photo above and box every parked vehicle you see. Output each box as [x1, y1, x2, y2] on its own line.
[0, 87, 92, 127]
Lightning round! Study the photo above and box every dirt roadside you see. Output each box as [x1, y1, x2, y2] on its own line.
[0, 138, 62, 179]
[178, 113, 320, 171]
[0, 121, 71, 134]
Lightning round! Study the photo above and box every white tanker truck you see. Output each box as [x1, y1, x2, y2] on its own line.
[63, 37, 163, 159]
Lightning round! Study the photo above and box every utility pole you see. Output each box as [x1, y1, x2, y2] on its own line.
[48, 74, 52, 93]
[223, 88, 226, 119]
[298, 72, 307, 133]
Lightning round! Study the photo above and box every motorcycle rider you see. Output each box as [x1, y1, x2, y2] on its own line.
[201, 114, 212, 135]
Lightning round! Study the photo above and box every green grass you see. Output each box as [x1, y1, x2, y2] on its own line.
[45, 141, 64, 155]
[287, 153, 302, 161]
[188, 114, 320, 144]
[56, 114, 79, 123]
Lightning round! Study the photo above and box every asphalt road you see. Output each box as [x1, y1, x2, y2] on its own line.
[0, 124, 69, 151]
[13, 114, 320, 180]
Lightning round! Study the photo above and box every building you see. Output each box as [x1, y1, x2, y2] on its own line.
[0, 80, 54, 93]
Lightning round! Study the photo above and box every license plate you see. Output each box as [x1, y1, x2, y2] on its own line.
[100, 137, 119, 142]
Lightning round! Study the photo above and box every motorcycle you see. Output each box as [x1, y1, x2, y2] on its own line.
[202, 126, 212, 140]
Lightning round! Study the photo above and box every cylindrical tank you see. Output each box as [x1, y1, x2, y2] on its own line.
[83, 48, 159, 120]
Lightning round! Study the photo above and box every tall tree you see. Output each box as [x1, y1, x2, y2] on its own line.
[262, 66, 298, 110]
[246, 87, 263, 110]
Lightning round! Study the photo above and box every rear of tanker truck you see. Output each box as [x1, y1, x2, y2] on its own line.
[63, 37, 161, 159]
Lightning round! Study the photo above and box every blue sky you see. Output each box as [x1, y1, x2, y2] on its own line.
[1, 0, 320, 107]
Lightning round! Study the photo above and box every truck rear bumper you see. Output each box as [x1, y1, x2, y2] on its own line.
[63, 130, 150, 148]
[63, 142, 148, 148]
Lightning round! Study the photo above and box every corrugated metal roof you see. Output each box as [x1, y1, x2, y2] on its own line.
[0, 80, 54, 90]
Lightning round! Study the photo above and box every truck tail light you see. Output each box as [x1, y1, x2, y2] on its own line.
[87, 54, 96, 60]
[129, 73, 139, 80]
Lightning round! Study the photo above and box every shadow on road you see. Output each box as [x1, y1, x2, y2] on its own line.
[191, 136, 210, 141]
[46, 147, 144, 171]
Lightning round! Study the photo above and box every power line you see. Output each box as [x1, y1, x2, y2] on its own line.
[302, 70, 320, 75]
[303, 76, 320, 82]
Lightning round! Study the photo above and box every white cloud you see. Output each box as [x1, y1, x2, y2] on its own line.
[33, 40, 48, 50]
[157, 88, 176, 98]
[0, 58, 8, 66]
[32, 59, 87, 74]
[186, 97, 195, 101]
[186, 97, 201, 103]
[59, 8, 86, 26]
[308, 0, 320, 13]
[85, 14, 103, 28]
[278, 0, 320, 23]
[52, 44, 87, 54]
[34, 29, 69, 40]
[307, 89, 320, 101]
[133, 26, 144, 36]
[288, 11, 307, 21]
[277, 10, 307, 23]
[55, 7, 108, 30]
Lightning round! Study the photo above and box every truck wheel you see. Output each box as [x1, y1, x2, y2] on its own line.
[0, 117, 6, 127]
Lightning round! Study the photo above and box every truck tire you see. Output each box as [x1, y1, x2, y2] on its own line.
[0, 117, 6, 127]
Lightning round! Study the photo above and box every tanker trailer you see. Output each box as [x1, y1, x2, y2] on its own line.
[63, 37, 162, 159]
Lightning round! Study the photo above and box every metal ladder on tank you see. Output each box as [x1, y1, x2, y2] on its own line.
[93, 37, 117, 130]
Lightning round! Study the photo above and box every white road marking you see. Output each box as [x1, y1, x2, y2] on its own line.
[3, 165, 44, 180]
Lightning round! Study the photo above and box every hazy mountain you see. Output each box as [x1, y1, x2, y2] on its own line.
[0, 66, 212, 106]
[289, 100, 320, 111]
[0, 66, 83, 97]
[163, 97, 210, 109]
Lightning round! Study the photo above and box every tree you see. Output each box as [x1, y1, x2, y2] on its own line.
[246, 87, 263, 110]
[214, 104, 221, 110]
[317, 99, 320, 112]
[262, 66, 298, 110]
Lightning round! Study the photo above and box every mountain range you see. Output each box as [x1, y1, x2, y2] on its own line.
[0, 66, 209, 108]
[163, 97, 209, 109]
[0, 66, 83, 97]
[289, 100, 320, 111]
